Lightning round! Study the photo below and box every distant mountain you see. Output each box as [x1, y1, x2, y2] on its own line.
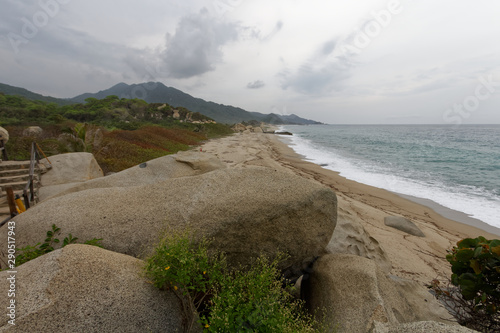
[0, 83, 71, 105]
[0, 81, 322, 125]
[71, 82, 322, 125]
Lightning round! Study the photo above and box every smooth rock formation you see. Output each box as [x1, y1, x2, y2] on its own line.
[40, 151, 225, 200]
[40, 152, 103, 186]
[383, 321, 478, 333]
[327, 213, 392, 272]
[303, 254, 456, 333]
[22, 126, 43, 137]
[4, 167, 337, 279]
[0, 245, 188, 332]
[174, 150, 226, 173]
[384, 216, 425, 237]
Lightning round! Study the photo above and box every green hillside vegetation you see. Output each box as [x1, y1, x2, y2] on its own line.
[1, 93, 233, 173]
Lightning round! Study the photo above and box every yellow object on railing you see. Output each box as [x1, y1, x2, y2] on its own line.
[15, 195, 26, 213]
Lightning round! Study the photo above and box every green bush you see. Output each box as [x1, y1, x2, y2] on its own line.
[429, 236, 500, 332]
[144, 231, 319, 332]
[15, 224, 103, 267]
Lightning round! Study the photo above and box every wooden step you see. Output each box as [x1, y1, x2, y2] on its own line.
[0, 168, 32, 178]
[0, 160, 31, 171]
[0, 180, 40, 192]
[0, 174, 39, 185]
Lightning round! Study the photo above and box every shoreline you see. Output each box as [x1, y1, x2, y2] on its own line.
[200, 132, 499, 284]
[276, 132, 500, 237]
[269, 133, 500, 239]
[397, 192, 500, 236]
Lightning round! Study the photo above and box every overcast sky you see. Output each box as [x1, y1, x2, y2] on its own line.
[1, 0, 500, 124]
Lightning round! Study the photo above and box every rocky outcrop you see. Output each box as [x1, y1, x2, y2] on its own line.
[0, 245, 187, 332]
[231, 123, 265, 133]
[327, 213, 392, 272]
[384, 216, 425, 237]
[4, 167, 337, 280]
[40, 151, 226, 200]
[232, 123, 247, 132]
[302, 254, 456, 333]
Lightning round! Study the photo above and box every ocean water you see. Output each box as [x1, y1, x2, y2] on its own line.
[281, 124, 500, 229]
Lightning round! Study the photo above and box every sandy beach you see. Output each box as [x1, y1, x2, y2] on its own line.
[201, 132, 500, 285]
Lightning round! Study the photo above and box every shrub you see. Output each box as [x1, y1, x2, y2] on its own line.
[15, 224, 103, 267]
[144, 230, 319, 333]
[205, 255, 317, 333]
[429, 236, 500, 332]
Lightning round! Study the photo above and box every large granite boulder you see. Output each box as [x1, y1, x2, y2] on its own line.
[40, 151, 225, 200]
[40, 152, 103, 186]
[4, 167, 337, 279]
[302, 254, 456, 333]
[0, 245, 188, 332]
[327, 212, 392, 272]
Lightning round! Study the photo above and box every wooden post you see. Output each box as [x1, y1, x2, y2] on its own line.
[23, 189, 30, 209]
[29, 176, 35, 202]
[6, 187, 17, 218]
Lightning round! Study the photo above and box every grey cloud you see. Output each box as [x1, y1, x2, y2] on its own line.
[254, 20, 283, 42]
[247, 80, 265, 89]
[160, 9, 239, 79]
[279, 38, 353, 95]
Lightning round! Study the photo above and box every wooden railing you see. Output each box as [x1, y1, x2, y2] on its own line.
[0, 142, 50, 227]
[23, 142, 50, 209]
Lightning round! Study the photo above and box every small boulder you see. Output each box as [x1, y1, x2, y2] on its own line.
[0, 245, 187, 332]
[384, 216, 425, 237]
[302, 254, 455, 333]
[0, 126, 9, 144]
[253, 127, 264, 133]
[22, 126, 43, 137]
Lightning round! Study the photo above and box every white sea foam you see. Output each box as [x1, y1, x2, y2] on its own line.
[286, 132, 500, 229]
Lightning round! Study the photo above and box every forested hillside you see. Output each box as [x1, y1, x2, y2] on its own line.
[0, 93, 233, 173]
